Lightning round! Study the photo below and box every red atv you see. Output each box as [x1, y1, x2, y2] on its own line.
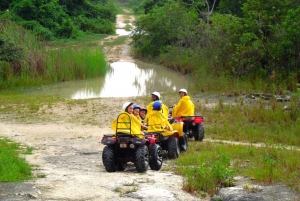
[169, 107, 205, 141]
[101, 113, 163, 173]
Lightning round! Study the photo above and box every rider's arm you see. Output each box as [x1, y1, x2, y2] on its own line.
[173, 99, 183, 117]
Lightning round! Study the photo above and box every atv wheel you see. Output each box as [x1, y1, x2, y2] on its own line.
[179, 133, 188, 151]
[167, 137, 180, 159]
[149, 144, 163, 171]
[135, 145, 149, 173]
[193, 124, 205, 141]
[102, 145, 117, 172]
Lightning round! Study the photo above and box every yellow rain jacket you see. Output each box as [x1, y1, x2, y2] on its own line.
[134, 114, 142, 123]
[111, 111, 144, 138]
[146, 101, 169, 119]
[144, 110, 173, 133]
[172, 95, 195, 117]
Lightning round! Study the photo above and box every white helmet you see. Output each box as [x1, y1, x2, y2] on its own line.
[151, 91, 161, 99]
[179, 89, 187, 94]
[122, 102, 133, 111]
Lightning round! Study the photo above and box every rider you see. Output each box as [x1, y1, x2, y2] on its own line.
[146, 91, 169, 119]
[139, 107, 147, 123]
[133, 104, 142, 122]
[172, 89, 195, 117]
[111, 102, 147, 138]
[144, 101, 173, 133]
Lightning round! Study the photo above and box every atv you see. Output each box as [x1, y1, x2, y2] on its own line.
[101, 113, 163, 173]
[169, 107, 205, 141]
[144, 121, 188, 159]
[175, 116, 204, 141]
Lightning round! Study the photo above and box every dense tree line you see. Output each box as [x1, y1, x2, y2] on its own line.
[130, 0, 300, 90]
[0, 0, 117, 40]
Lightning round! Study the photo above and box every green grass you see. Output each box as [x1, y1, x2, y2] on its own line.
[200, 98, 300, 146]
[0, 137, 32, 182]
[176, 142, 300, 196]
[48, 33, 108, 49]
[170, 93, 300, 196]
[103, 36, 128, 47]
[0, 93, 67, 123]
[45, 46, 107, 82]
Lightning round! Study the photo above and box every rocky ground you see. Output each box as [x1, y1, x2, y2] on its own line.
[1, 9, 300, 201]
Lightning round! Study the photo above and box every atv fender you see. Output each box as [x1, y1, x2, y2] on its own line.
[171, 122, 184, 137]
[161, 130, 180, 139]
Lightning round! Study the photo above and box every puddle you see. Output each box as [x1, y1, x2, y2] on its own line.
[116, 28, 132, 36]
[21, 61, 189, 99]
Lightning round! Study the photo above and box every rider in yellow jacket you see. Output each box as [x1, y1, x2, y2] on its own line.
[146, 91, 169, 119]
[144, 101, 173, 133]
[172, 89, 195, 117]
[133, 104, 142, 122]
[111, 102, 146, 138]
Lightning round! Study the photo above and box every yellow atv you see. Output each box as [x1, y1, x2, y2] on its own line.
[101, 113, 163, 172]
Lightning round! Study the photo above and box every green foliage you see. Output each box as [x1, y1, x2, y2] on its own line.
[217, 0, 246, 17]
[10, 0, 76, 39]
[131, 0, 300, 91]
[59, 0, 116, 35]
[141, 0, 168, 14]
[0, 0, 116, 39]
[0, 0, 13, 10]
[0, 137, 32, 182]
[0, 35, 24, 62]
[132, 3, 199, 58]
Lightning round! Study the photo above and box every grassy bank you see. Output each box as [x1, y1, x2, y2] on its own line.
[170, 94, 300, 196]
[0, 137, 32, 182]
[177, 142, 300, 196]
[202, 97, 300, 146]
[0, 20, 108, 90]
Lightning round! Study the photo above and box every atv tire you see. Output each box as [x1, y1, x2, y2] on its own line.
[149, 144, 163, 171]
[135, 145, 149, 173]
[179, 133, 188, 151]
[102, 145, 117, 172]
[167, 137, 180, 159]
[193, 124, 205, 141]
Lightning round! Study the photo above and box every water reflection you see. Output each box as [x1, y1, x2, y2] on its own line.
[72, 61, 188, 99]
[116, 29, 132, 36]
[22, 61, 189, 99]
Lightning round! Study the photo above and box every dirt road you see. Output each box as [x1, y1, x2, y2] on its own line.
[0, 121, 205, 201]
[0, 93, 207, 201]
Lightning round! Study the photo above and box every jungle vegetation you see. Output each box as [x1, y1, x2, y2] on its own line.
[0, 0, 117, 39]
[0, 0, 112, 89]
[129, 0, 300, 93]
